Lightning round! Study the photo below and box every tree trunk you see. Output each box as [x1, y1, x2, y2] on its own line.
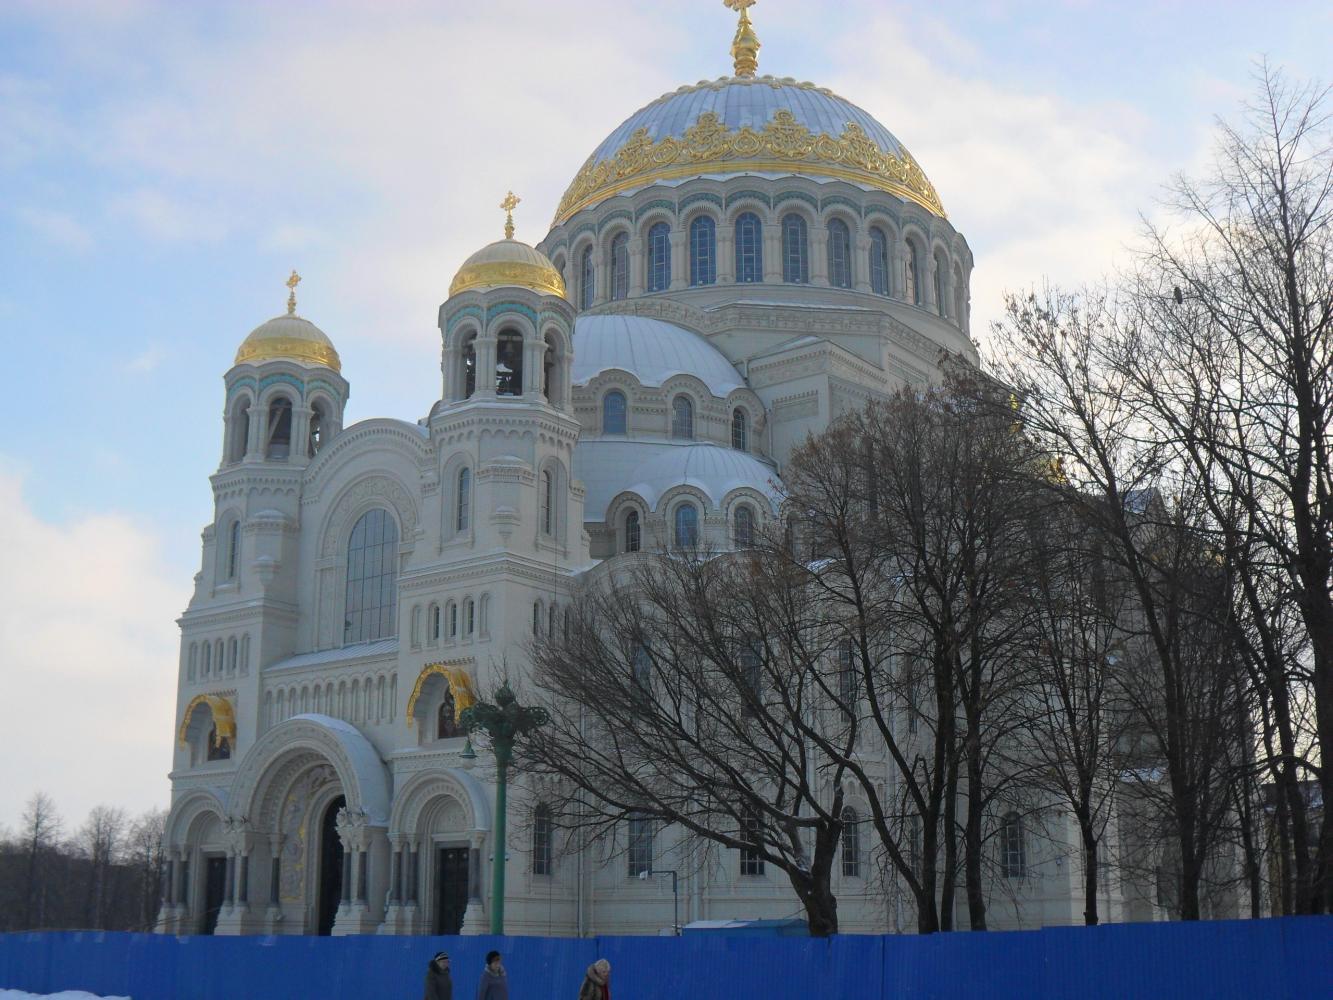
[964, 740, 987, 930]
[1079, 819, 1100, 926]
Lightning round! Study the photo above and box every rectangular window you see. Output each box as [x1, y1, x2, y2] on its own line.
[740, 809, 765, 876]
[627, 815, 654, 877]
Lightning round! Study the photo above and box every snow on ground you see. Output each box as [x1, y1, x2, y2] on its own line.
[0, 991, 129, 1000]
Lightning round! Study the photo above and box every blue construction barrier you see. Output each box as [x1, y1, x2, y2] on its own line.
[0, 918, 1330, 1000]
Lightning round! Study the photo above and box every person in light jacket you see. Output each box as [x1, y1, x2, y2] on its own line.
[476, 949, 509, 1000]
[423, 952, 452, 1000]
[578, 958, 611, 1000]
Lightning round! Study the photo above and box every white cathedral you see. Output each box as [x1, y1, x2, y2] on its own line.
[157, 4, 1138, 937]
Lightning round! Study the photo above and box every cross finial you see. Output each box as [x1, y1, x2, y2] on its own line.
[500, 191, 521, 240]
[723, 0, 760, 78]
[286, 270, 301, 315]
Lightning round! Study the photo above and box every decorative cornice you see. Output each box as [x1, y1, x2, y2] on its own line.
[448, 260, 566, 300]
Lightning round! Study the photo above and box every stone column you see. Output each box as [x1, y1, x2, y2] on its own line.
[340, 851, 352, 905]
[461, 832, 487, 936]
[894, 246, 909, 301]
[474, 336, 498, 399]
[237, 853, 250, 908]
[409, 845, 420, 904]
[810, 224, 830, 286]
[717, 226, 735, 284]
[854, 235, 873, 293]
[442, 346, 460, 401]
[224, 853, 236, 907]
[763, 225, 782, 283]
[668, 230, 687, 291]
[356, 850, 368, 905]
[245, 402, 261, 458]
[388, 847, 402, 906]
[627, 237, 645, 297]
[291, 406, 312, 460]
[925, 256, 939, 314]
[593, 255, 609, 306]
[269, 856, 281, 906]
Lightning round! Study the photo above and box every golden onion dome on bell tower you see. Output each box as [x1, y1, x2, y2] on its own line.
[448, 191, 567, 299]
[233, 271, 342, 372]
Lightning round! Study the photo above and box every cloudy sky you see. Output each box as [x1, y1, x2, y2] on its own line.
[0, 0, 1328, 833]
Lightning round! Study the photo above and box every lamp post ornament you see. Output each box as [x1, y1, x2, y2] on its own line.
[459, 682, 549, 935]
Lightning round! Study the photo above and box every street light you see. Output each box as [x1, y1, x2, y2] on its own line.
[639, 866, 680, 935]
[459, 682, 548, 935]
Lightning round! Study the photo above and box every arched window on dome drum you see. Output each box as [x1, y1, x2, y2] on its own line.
[731, 407, 748, 452]
[542, 470, 554, 535]
[674, 503, 699, 550]
[456, 468, 471, 532]
[689, 215, 716, 286]
[671, 395, 694, 440]
[579, 245, 595, 309]
[624, 509, 641, 553]
[734, 212, 763, 283]
[437, 688, 461, 739]
[841, 807, 862, 877]
[781, 213, 809, 284]
[461, 332, 477, 399]
[343, 507, 398, 645]
[495, 330, 523, 395]
[610, 232, 629, 300]
[869, 227, 890, 296]
[647, 221, 671, 292]
[603, 390, 627, 435]
[828, 218, 852, 289]
[265, 396, 293, 459]
[228, 397, 250, 463]
[734, 504, 755, 549]
[906, 242, 922, 305]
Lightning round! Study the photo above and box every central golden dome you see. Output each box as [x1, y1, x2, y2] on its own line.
[448, 239, 567, 299]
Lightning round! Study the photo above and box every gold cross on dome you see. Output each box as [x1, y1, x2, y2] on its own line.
[286, 270, 301, 315]
[723, 0, 760, 78]
[500, 191, 521, 240]
[723, 0, 756, 10]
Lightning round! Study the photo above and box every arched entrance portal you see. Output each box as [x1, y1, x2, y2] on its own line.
[316, 795, 345, 936]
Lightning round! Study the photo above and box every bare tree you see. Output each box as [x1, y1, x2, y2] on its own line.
[18, 792, 63, 930]
[79, 805, 127, 929]
[126, 808, 167, 930]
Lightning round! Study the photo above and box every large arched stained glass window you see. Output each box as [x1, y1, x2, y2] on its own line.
[647, 221, 671, 292]
[674, 503, 699, 549]
[603, 390, 627, 435]
[734, 212, 763, 283]
[344, 507, 398, 644]
[579, 245, 595, 309]
[869, 227, 890, 296]
[689, 215, 716, 286]
[610, 232, 629, 301]
[828, 218, 852, 289]
[781, 213, 809, 284]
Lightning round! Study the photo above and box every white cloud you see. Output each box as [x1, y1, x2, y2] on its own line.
[15, 205, 94, 252]
[107, 187, 230, 243]
[122, 345, 166, 374]
[0, 467, 185, 829]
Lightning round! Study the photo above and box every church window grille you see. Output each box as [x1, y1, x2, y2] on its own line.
[828, 218, 852, 288]
[225, 520, 241, 580]
[1000, 813, 1026, 878]
[533, 804, 553, 875]
[610, 232, 629, 300]
[733, 504, 755, 549]
[781, 213, 809, 284]
[869, 227, 890, 295]
[731, 408, 748, 451]
[671, 396, 693, 440]
[624, 510, 641, 553]
[647, 221, 671, 292]
[579, 245, 595, 309]
[603, 390, 627, 435]
[734, 212, 762, 283]
[457, 468, 471, 531]
[495, 331, 523, 396]
[841, 807, 862, 877]
[265, 396, 293, 460]
[627, 814, 654, 877]
[343, 508, 398, 645]
[438, 688, 460, 739]
[689, 215, 716, 286]
[740, 807, 765, 876]
[674, 503, 699, 550]
[542, 470, 554, 535]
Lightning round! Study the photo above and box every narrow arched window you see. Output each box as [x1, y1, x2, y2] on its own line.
[462, 332, 477, 399]
[344, 508, 398, 644]
[456, 468, 471, 531]
[410, 605, 422, 648]
[647, 221, 671, 292]
[841, 807, 862, 877]
[828, 218, 852, 288]
[464, 598, 475, 636]
[226, 520, 241, 580]
[228, 398, 250, 463]
[740, 806, 765, 876]
[496, 330, 523, 395]
[838, 637, 858, 718]
[627, 813, 654, 877]
[671, 396, 693, 440]
[906, 242, 922, 305]
[869, 227, 890, 296]
[1000, 812, 1026, 878]
[731, 408, 747, 451]
[734, 212, 762, 283]
[437, 688, 460, 739]
[188, 642, 198, 681]
[603, 390, 627, 435]
[265, 396, 293, 459]
[533, 804, 553, 875]
[689, 215, 716, 286]
[781, 213, 809, 284]
[733, 504, 755, 549]
[533, 600, 542, 637]
[447, 600, 458, 639]
[934, 252, 946, 315]
[610, 232, 629, 300]
[542, 470, 554, 535]
[674, 503, 698, 549]
[579, 245, 595, 309]
[201, 641, 211, 677]
[429, 603, 440, 643]
[624, 509, 641, 553]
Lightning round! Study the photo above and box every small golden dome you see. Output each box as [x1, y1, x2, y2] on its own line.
[448, 239, 567, 300]
[233, 314, 342, 372]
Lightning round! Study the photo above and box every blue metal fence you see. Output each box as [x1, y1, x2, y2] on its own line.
[1, 918, 1329, 1000]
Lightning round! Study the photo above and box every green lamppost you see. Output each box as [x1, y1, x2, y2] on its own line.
[459, 682, 548, 935]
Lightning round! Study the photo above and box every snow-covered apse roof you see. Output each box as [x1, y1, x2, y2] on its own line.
[571, 314, 746, 397]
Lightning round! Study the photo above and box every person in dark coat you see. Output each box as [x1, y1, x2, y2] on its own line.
[424, 951, 452, 1000]
[476, 949, 509, 1000]
[578, 958, 611, 1000]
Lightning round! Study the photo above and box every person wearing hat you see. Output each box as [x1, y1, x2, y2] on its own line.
[423, 951, 452, 1000]
[578, 958, 611, 1000]
[476, 949, 509, 1000]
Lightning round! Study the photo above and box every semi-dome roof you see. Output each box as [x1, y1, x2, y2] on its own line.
[572, 314, 745, 397]
[448, 238, 567, 299]
[234, 313, 341, 372]
[553, 75, 944, 225]
[575, 439, 783, 521]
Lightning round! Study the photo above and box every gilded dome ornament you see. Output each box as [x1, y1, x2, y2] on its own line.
[500, 190, 521, 240]
[285, 269, 301, 315]
[232, 271, 342, 371]
[724, 0, 760, 78]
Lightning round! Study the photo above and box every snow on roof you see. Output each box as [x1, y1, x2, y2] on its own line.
[267, 637, 398, 672]
[572, 314, 745, 397]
